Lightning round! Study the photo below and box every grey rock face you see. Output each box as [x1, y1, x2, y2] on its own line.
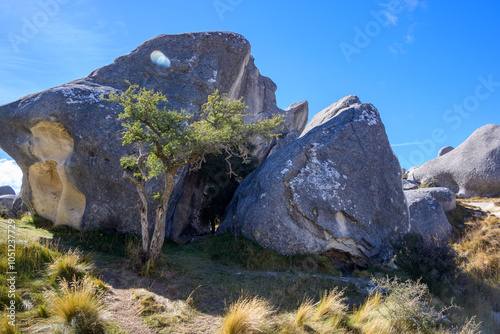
[405, 189, 452, 242]
[300, 95, 360, 136]
[218, 96, 409, 267]
[266, 101, 308, 158]
[0, 195, 16, 211]
[12, 194, 28, 217]
[0, 186, 15, 196]
[408, 124, 500, 198]
[0, 32, 307, 239]
[438, 146, 454, 157]
[415, 187, 457, 212]
[403, 179, 419, 190]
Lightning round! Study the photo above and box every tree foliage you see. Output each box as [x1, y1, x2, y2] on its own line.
[103, 83, 284, 264]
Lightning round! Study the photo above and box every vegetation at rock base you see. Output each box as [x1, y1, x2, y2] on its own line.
[103, 85, 283, 266]
[2, 205, 499, 333]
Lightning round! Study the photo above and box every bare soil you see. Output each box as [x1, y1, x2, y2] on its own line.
[460, 198, 500, 218]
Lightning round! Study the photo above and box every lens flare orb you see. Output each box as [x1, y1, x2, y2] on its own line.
[150, 50, 171, 68]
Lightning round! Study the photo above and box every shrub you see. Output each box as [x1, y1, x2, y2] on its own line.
[371, 277, 450, 333]
[45, 277, 108, 334]
[221, 295, 274, 334]
[393, 233, 457, 293]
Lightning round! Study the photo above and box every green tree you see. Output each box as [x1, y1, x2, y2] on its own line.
[104, 84, 283, 263]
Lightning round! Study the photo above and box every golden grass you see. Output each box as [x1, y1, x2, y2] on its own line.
[45, 276, 108, 334]
[455, 216, 500, 281]
[294, 298, 314, 327]
[351, 292, 382, 324]
[221, 295, 274, 334]
[0, 313, 17, 334]
[315, 287, 348, 320]
[47, 248, 94, 281]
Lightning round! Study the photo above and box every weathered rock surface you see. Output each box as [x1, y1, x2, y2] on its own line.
[405, 189, 452, 242]
[403, 179, 419, 190]
[415, 187, 457, 212]
[438, 146, 454, 157]
[0, 186, 15, 196]
[300, 95, 360, 136]
[218, 96, 409, 267]
[408, 124, 500, 198]
[0, 32, 307, 239]
[12, 194, 28, 217]
[0, 195, 16, 212]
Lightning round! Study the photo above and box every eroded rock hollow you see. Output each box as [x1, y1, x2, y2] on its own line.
[28, 122, 85, 228]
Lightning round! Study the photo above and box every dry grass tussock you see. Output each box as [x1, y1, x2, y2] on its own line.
[455, 216, 500, 281]
[220, 278, 482, 334]
[133, 288, 202, 331]
[294, 298, 314, 327]
[221, 295, 274, 334]
[47, 248, 94, 282]
[42, 276, 110, 334]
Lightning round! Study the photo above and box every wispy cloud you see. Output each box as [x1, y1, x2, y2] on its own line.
[0, 159, 22, 194]
[391, 141, 425, 147]
[0, 4, 129, 104]
[389, 23, 418, 55]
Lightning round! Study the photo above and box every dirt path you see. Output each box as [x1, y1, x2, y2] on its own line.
[460, 199, 500, 218]
[106, 287, 157, 334]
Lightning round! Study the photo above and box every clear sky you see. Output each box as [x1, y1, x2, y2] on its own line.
[1, 0, 499, 193]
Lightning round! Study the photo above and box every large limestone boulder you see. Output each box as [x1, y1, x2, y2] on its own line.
[405, 189, 452, 242]
[0, 32, 307, 239]
[218, 96, 410, 267]
[408, 124, 500, 198]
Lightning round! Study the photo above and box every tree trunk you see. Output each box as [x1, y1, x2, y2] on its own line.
[136, 181, 150, 256]
[148, 169, 177, 261]
[123, 172, 150, 257]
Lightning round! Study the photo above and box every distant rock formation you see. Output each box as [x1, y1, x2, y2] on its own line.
[438, 146, 454, 157]
[0, 186, 15, 196]
[408, 124, 500, 198]
[218, 96, 409, 267]
[0, 32, 307, 239]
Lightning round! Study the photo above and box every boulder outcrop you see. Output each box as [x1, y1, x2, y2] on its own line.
[0, 186, 15, 196]
[218, 96, 409, 267]
[0, 195, 15, 211]
[0, 32, 307, 239]
[408, 124, 500, 198]
[405, 189, 452, 242]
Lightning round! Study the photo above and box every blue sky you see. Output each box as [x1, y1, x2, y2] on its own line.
[1, 0, 499, 192]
